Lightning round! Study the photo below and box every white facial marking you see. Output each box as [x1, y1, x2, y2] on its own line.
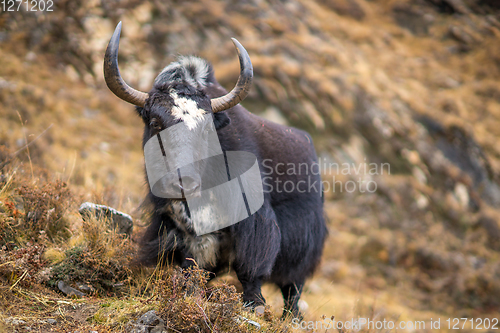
[170, 91, 207, 130]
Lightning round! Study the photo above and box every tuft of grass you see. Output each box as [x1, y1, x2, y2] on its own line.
[18, 180, 72, 243]
[47, 217, 135, 295]
[91, 299, 156, 328]
[0, 242, 48, 288]
[86, 265, 290, 332]
[155, 266, 288, 333]
[0, 146, 73, 247]
[43, 247, 66, 265]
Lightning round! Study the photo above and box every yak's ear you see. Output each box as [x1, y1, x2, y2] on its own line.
[135, 106, 148, 122]
[213, 111, 230, 130]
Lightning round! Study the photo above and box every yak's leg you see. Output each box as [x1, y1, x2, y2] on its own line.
[237, 274, 266, 309]
[231, 201, 280, 310]
[280, 282, 304, 319]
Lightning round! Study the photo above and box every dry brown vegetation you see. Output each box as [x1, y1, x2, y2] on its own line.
[0, 150, 283, 332]
[1, 0, 500, 332]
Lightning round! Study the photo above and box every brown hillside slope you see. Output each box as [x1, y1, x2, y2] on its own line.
[1, 0, 500, 331]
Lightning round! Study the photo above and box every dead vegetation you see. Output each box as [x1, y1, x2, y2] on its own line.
[0, 150, 286, 332]
[155, 267, 284, 332]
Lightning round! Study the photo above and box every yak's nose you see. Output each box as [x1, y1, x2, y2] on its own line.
[177, 176, 201, 198]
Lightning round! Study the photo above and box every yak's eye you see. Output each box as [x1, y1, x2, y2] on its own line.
[149, 118, 162, 131]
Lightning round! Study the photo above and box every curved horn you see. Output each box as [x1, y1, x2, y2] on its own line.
[104, 22, 148, 107]
[211, 38, 253, 113]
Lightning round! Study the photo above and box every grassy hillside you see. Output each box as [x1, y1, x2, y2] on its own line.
[1, 0, 500, 331]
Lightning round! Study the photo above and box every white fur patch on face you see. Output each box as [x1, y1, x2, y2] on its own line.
[177, 56, 210, 88]
[156, 56, 210, 89]
[170, 91, 207, 130]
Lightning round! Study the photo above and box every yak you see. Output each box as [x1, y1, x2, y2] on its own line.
[103, 22, 327, 318]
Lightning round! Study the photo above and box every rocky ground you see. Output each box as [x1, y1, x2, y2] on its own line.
[1, 0, 500, 331]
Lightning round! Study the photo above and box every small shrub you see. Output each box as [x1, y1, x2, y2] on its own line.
[43, 247, 66, 264]
[157, 267, 256, 333]
[48, 245, 129, 294]
[18, 180, 72, 242]
[0, 200, 22, 246]
[0, 242, 48, 288]
[48, 216, 134, 295]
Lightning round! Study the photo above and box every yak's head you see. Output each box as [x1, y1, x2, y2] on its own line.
[103, 22, 253, 199]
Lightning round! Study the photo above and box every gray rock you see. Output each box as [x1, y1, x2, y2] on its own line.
[137, 310, 162, 326]
[128, 310, 166, 333]
[79, 202, 133, 235]
[47, 318, 57, 325]
[57, 280, 85, 297]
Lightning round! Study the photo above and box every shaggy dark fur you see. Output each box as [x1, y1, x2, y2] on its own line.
[137, 57, 328, 318]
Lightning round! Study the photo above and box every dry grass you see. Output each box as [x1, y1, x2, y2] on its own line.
[0, 149, 288, 331]
[155, 266, 287, 332]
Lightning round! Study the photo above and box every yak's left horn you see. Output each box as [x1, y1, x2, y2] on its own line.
[104, 22, 148, 107]
[211, 38, 253, 113]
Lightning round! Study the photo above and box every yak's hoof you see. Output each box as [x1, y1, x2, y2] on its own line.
[243, 301, 266, 316]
